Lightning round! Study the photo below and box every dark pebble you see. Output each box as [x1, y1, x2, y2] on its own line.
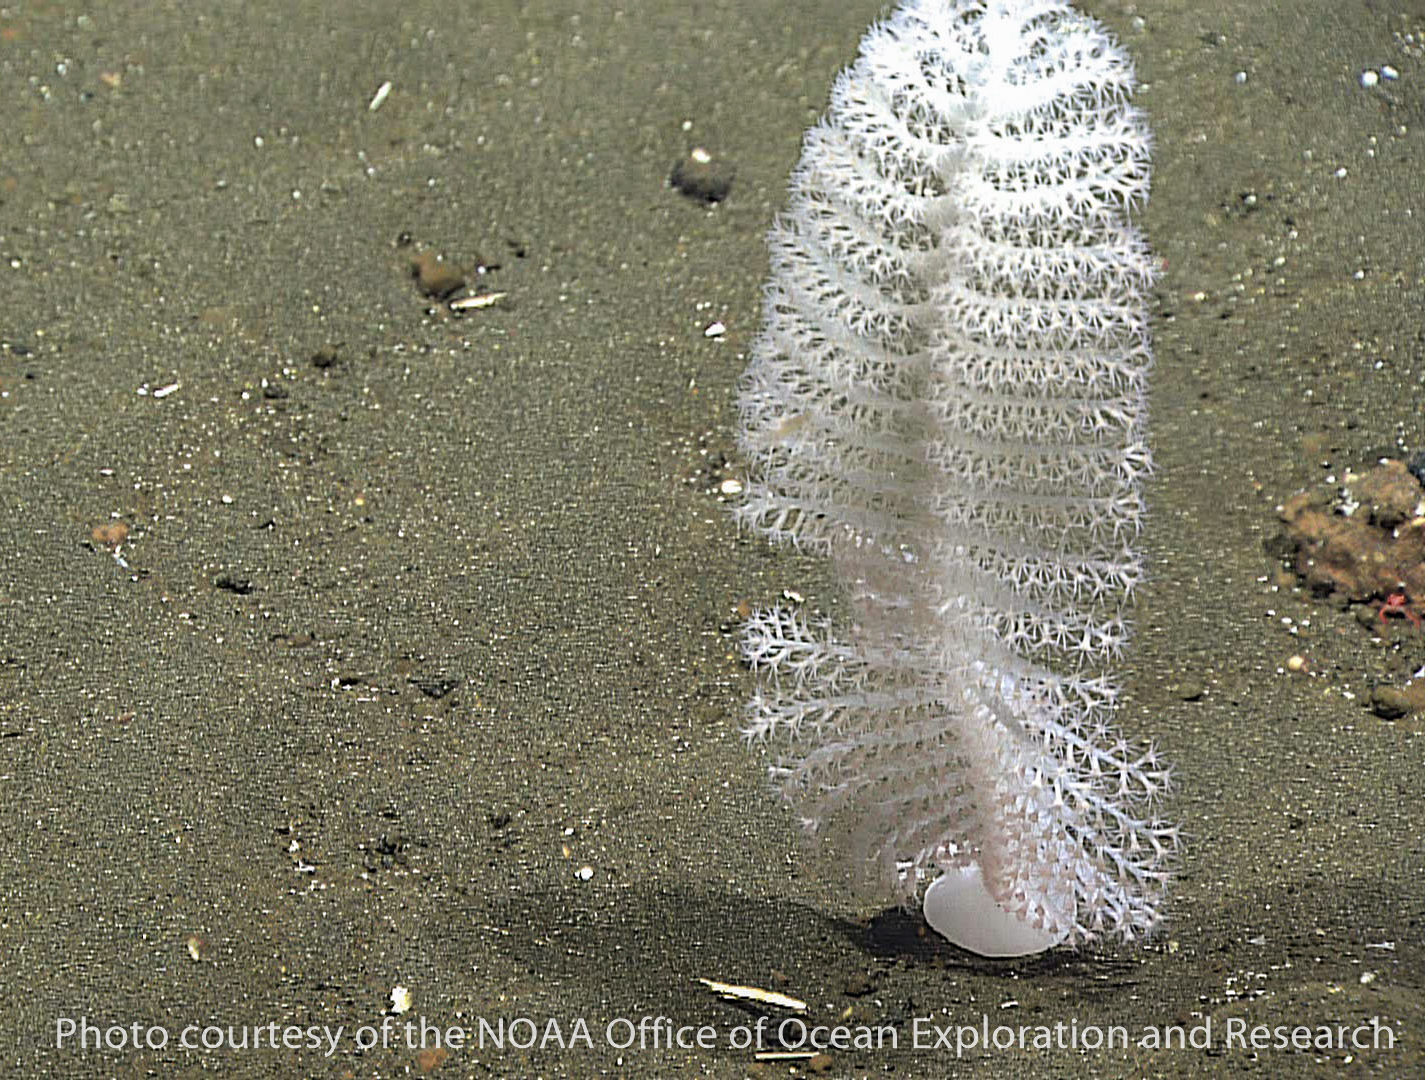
[1408, 449, 1425, 486]
[214, 573, 254, 595]
[409, 674, 459, 700]
[670, 147, 735, 203]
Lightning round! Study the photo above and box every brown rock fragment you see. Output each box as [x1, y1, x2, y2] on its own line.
[91, 521, 129, 548]
[1352, 458, 1424, 530]
[410, 251, 465, 299]
[1369, 686, 1412, 720]
[1276, 461, 1425, 605]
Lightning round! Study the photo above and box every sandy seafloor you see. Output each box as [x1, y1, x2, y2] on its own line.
[1, 0, 1422, 1076]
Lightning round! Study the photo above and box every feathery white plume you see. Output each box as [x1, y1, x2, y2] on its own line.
[735, 0, 1177, 949]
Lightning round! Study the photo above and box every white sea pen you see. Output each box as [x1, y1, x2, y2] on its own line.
[735, 0, 1178, 950]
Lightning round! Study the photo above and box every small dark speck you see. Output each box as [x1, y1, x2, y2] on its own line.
[409, 675, 459, 699]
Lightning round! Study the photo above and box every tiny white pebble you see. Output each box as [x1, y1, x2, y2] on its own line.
[1360, 70, 1379, 88]
[368, 80, 392, 112]
[1381, 65, 1398, 80]
[391, 986, 412, 1013]
[576, 865, 594, 881]
[720, 478, 743, 496]
[704, 321, 726, 338]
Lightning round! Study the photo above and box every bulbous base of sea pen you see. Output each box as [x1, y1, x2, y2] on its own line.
[923, 864, 1066, 958]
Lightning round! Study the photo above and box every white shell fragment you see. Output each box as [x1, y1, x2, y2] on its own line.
[696, 978, 806, 1012]
[450, 292, 507, 311]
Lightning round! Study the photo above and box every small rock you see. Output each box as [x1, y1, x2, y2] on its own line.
[214, 573, 253, 595]
[1276, 461, 1425, 610]
[91, 521, 129, 548]
[410, 251, 466, 299]
[310, 345, 342, 369]
[1369, 686, 1411, 720]
[670, 147, 735, 203]
[1173, 679, 1205, 702]
[843, 971, 873, 996]
[408, 674, 459, 700]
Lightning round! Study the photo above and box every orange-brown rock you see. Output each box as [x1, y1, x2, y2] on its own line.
[1277, 460, 1425, 603]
